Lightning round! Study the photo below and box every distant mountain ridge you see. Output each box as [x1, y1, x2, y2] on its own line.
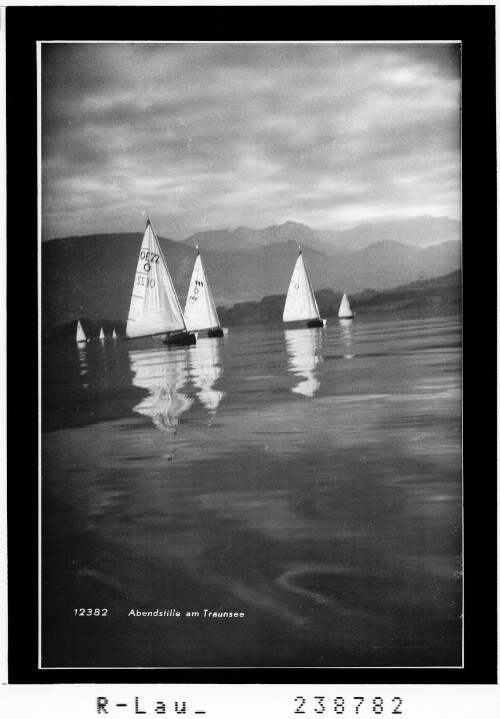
[183, 220, 345, 256]
[322, 215, 461, 250]
[42, 230, 461, 332]
[181, 216, 461, 253]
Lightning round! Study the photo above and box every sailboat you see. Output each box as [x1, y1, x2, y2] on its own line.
[99, 327, 105, 341]
[112, 329, 118, 340]
[283, 248, 325, 328]
[126, 216, 197, 346]
[76, 320, 88, 344]
[338, 293, 354, 320]
[184, 247, 226, 338]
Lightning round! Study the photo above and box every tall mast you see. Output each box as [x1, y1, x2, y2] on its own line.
[147, 214, 187, 332]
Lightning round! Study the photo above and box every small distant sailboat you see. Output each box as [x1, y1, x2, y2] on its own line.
[184, 247, 226, 338]
[126, 215, 197, 346]
[99, 327, 105, 341]
[76, 320, 88, 344]
[283, 248, 325, 328]
[112, 329, 118, 340]
[338, 293, 355, 320]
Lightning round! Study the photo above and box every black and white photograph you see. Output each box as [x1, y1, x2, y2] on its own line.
[39, 36, 465, 671]
[3, 4, 497, 708]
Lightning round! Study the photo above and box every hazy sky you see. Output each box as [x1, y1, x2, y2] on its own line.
[42, 42, 461, 241]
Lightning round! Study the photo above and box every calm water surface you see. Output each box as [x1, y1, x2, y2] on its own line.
[42, 311, 462, 667]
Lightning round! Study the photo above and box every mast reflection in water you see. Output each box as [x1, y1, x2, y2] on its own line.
[284, 327, 323, 397]
[339, 318, 354, 359]
[189, 337, 225, 416]
[129, 346, 193, 433]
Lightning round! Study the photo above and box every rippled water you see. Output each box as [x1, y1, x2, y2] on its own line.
[41, 311, 462, 668]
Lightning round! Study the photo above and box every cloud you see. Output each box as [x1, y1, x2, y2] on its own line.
[41, 42, 461, 241]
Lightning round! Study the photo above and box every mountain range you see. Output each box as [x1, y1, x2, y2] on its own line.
[182, 216, 461, 253]
[42, 218, 461, 332]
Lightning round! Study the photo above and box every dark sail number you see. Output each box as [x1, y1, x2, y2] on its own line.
[140, 251, 159, 263]
[137, 276, 156, 288]
[188, 280, 204, 302]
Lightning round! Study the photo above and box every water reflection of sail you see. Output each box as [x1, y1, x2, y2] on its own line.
[339, 319, 354, 359]
[77, 345, 89, 388]
[129, 347, 193, 432]
[284, 328, 323, 397]
[189, 338, 224, 413]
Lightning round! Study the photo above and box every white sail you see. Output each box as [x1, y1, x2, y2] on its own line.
[184, 251, 221, 332]
[76, 320, 87, 343]
[283, 251, 321, 323]
[126, 220, 187, 338]
[99, 327, 105, 340]
[112, 329, 117, 339]
[338, 293, 353, 318]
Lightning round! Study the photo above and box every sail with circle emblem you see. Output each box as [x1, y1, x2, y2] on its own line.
[184, 249, 221, 332]
[283, 250, 321, 322]
[126, 219, 187, 338]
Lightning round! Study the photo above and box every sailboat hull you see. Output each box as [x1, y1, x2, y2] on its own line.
[161, 332, 197, 347]
[207, 327, 225, 338]
[306, 318, 325, 328]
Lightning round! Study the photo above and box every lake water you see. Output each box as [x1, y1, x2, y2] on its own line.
[41, 310, 462, 668]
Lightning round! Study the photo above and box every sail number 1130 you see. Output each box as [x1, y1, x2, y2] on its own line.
[137, 275, 155, 287]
